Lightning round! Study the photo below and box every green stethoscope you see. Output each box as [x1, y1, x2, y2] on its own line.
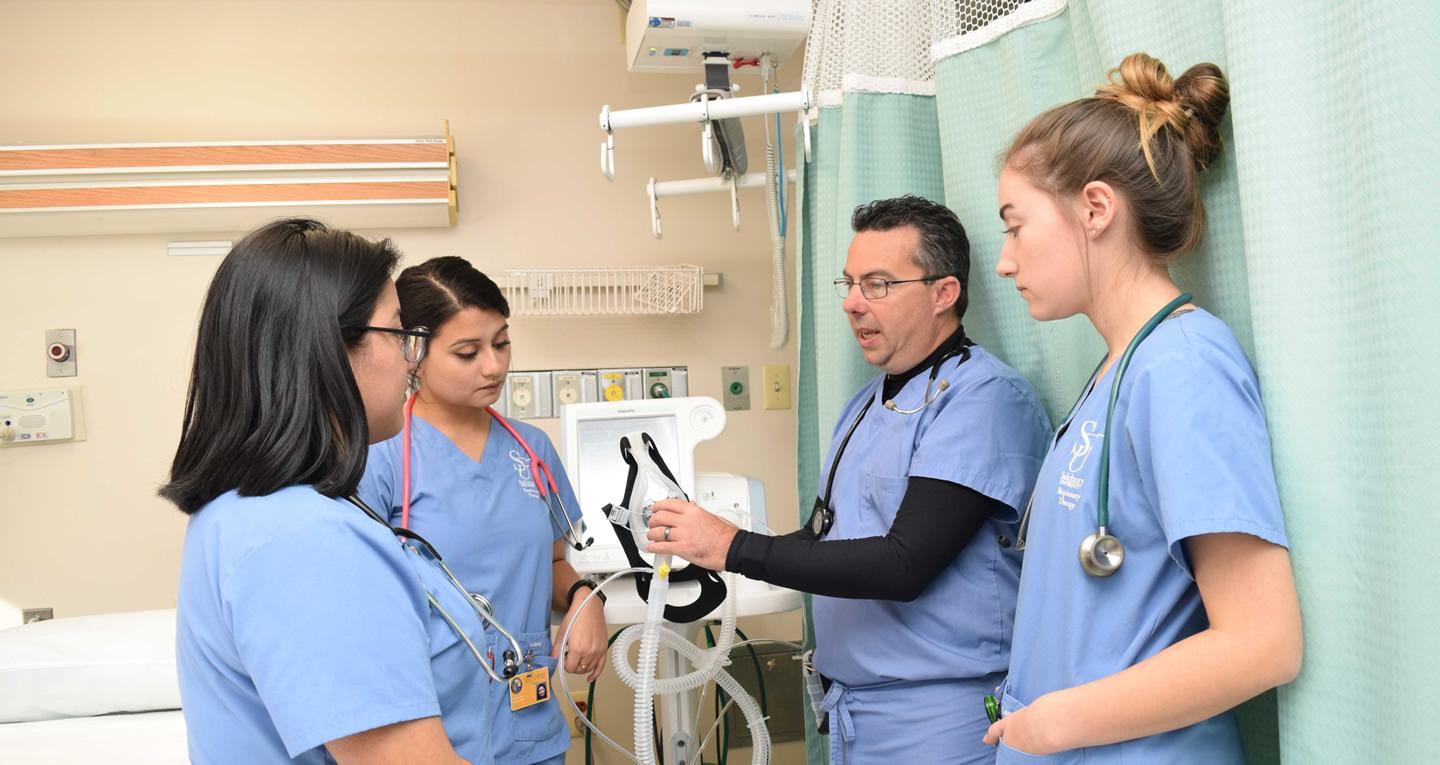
[1013, 292, 1193, 577]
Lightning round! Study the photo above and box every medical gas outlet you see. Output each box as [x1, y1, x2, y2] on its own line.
[498, 368, 689, 420]
[643, 367, 688, 400]
[600, 369, 643, 402]
[721, 366, 750, 411]
[552, 370, 600, 409]
[506, 373, 553, 420]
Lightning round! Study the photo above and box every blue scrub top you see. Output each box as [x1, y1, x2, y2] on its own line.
[811, 344, 1051, 687]
[1000, 309, 1290, 763]
[176, 486, 496, 764]
[359, 414, 583, 765]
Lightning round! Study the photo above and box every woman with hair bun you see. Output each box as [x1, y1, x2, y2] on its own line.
[987, 53, 1302, 762]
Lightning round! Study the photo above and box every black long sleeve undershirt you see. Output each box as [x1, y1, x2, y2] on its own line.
[723, 477, 1002, 602]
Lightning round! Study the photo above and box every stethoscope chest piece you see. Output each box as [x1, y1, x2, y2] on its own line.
[1078, 526, 1124, 576]
[807, 498, 834, 538]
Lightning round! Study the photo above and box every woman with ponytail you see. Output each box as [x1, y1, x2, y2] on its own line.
[356, 256, 604, 765]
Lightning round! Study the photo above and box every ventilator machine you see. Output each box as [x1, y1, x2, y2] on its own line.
[558, 396, 800, 765]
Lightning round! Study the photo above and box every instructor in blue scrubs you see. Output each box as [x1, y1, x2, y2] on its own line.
[359, 257, 603, 765]
[987, 53, 1302, 762]
[648, 195, 1051, 763]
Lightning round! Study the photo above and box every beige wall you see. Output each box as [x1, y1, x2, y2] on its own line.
[0, 1, 807, 760]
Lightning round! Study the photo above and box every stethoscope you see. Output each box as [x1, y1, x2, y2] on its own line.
[400, 393, 593, 551]
[345, 494, 527, 683]
[804, 342, 972, 538]
[1013, 293, 1193, 577]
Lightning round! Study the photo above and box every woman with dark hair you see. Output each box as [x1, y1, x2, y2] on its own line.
[357, 256, 605, 765]
[167, 219, 497, 764]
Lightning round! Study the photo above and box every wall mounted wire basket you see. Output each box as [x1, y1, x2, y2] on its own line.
[503, 265, 706, 317]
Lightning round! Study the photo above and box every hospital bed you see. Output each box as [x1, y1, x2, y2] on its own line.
[0, 608, 189, 763]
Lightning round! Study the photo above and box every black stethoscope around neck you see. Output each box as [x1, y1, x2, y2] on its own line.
[345, 494, 527, 682]
[1012, 293, 1194, 577]
[804, 342, 972, 539]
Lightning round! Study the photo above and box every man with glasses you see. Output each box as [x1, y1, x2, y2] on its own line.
[645, 195, 1051, 763]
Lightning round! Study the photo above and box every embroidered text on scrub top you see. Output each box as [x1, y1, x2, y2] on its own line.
[508, 449, 540, 499]
[1057, 420, 1102, 510]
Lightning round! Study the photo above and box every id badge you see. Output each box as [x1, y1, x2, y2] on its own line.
[508, 666, 552, 711]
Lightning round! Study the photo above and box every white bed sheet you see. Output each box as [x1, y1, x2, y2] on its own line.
[0, 709, 188, 763]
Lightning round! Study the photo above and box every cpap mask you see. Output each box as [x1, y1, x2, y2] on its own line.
[602, 432, 727, 623]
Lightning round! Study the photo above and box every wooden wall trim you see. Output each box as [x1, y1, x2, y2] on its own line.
[0, 143, 449, 173]
[0, 181, 450, 209]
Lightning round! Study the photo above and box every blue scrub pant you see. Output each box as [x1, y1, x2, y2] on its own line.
[821, 671, 1003, 764]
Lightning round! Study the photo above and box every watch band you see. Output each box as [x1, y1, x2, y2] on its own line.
[566, 577, 606, 608]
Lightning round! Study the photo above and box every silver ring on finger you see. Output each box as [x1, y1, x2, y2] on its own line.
[662, 526, 672, 542]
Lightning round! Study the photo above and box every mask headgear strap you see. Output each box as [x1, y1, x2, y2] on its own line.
[602, 433, 727, 623]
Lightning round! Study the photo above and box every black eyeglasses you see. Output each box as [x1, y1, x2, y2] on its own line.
[833, 275, 949, 300]
[361, 325, 431, 364]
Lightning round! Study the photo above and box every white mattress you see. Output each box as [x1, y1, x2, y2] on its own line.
[0, 709, 188, 763]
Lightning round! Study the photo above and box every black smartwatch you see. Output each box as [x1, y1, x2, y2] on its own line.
[566, 577, 606, 609]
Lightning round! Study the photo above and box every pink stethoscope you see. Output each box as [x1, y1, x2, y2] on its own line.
[399, 392, 593, 551]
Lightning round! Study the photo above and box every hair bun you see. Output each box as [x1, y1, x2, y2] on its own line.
[1174, 62, 1230, 170]
[1096, 53, 1230, 173]
[1104, 53, 1178, 106]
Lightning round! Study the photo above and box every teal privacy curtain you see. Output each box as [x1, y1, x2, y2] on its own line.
[796, 0, 1440, 762]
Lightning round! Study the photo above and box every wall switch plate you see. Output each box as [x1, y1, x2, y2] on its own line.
[762, 364, 791, 410]
[721, 366, 750, 411]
